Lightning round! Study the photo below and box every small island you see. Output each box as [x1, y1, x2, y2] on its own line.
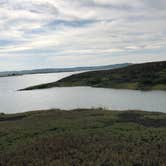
[21, 61, 166, 91]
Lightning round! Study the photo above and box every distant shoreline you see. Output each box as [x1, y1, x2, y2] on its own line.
[0, 63, 130, 78]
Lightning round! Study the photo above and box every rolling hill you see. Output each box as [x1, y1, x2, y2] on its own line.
[21, 61, 166, 91]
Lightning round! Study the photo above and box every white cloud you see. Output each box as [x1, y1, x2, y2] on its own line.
[0, 0, 166, 70]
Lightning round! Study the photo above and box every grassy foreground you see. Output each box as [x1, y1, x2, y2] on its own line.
[21, 61, 166, 91]
[0, 109, 166, 165]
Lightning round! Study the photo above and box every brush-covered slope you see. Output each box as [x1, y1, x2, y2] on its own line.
[22, 61, 166, 90]
[1, 109, 166, 165]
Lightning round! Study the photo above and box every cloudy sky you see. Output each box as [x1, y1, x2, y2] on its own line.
[0, 0, 166, 71]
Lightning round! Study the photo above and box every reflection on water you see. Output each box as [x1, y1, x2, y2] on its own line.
[0, 72, 166, 113]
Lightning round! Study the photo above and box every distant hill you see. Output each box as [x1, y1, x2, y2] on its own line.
[21, 61, 166, 91]
[0, 63, 130, 77]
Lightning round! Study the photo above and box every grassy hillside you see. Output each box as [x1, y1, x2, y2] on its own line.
[0, 109, 166, 165]
[22, 61, 166, 91]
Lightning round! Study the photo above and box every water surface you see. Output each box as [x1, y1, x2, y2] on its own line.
[0, 72, 166, 113]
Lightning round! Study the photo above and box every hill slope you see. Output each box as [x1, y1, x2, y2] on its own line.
[0, 109, 166, 165]
[22, 61, 166, 91]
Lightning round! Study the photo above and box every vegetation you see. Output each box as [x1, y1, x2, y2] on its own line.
[21, 61, 166, 91]
[0, 108, 166, 165]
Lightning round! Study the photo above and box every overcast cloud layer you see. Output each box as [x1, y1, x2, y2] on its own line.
[0, 0, 166, 70]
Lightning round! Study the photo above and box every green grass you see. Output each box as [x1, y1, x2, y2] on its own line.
[0, 108, 166, 165]
[21, 61, 166, 91]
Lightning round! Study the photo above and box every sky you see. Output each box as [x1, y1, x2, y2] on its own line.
[0, 0, 166, 71]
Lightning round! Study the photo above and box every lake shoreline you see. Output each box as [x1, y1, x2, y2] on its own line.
[19, 84, 166, 91]
[1, 107, 164, 115]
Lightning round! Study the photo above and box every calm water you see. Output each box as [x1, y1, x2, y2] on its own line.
[0, 72, 166, 113]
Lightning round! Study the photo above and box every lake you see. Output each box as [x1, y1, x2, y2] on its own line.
[0, 72, 166, 113]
